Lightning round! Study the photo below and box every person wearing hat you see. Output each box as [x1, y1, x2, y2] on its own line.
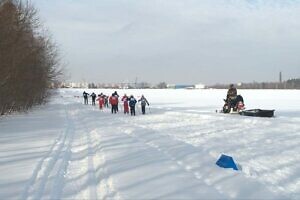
[90, 92, 97, 106]
[138, 95, 150, 115]
[96, 94, 105, 110]
[83, 91, 89, 105]
[109, 93, 119, 114]
[226, 84, 237, 109]
[129, 95, 137, 116]
[113, 91, 119, 112]
[121, 94, 129, 114]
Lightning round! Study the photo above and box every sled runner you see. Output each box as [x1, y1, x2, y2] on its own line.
[239, 109, 275, 117]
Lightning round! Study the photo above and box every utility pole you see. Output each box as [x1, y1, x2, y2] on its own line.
[279, 71, 282, 83]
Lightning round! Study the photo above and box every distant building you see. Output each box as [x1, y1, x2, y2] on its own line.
[167, 84, 175, 89]
[195, 83, 205, 89]
[167, 84, 195, 89]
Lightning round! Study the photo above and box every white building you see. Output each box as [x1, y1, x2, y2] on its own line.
[195, 83, 205, 89]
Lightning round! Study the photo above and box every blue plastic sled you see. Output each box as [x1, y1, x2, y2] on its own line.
[216, 154, 238, 171]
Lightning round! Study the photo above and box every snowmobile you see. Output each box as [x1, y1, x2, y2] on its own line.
[220, 94, 275, 117]
[222, 95, 245, 114]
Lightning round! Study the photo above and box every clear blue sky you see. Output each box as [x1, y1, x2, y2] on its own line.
[32, 0, 300, 84]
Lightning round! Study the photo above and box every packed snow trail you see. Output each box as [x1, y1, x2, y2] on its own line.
[20, 104, 75, 200]
[1, 89, 300, 199]
[59, 102, 224, 199]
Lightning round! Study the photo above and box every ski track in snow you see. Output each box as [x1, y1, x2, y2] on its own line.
[90, 128, 122, 200]
[87, 128, 98, 200]
[58, 104, 121, 200]
[116, 117, 279, 199]
[20, 102, 121, 200]
[2, 89, 300, 199]
[116, 110, 300, 198]
[21, 105, 75, 200]
[116, 124, 227, 197]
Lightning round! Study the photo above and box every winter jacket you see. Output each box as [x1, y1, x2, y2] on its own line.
[91, 93, 97, 99]
[129, 97, 137, 107]
[97, 97, 105, 104]
[138, 97, 149, 106]
[109, 96, 118, 105]
[83, 92, 89, 98]
[122, 96, 128, 102]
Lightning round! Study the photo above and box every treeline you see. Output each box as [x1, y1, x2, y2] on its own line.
[286, 79, 300, 89]
[0, 0, 61, 115]
[211, 79, 300, 89]
[85, 82, 168, 89]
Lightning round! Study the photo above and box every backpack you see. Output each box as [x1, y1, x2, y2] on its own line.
[129, 98, 136, 107]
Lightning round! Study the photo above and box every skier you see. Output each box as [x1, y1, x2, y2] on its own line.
[96, 94, 105, 110]
[109, 93, 119, 114]
[104, 95, 109, 108]
[129, 95, 137, 116]
[138, 95, 150, 114]
[121, 94, 129, 114]
[113, 91, 119, 112]
[90, 92, 97, 106]
[83, 91, 89, 105]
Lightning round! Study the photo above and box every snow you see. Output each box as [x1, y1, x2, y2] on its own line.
[1, 88, 300, 199]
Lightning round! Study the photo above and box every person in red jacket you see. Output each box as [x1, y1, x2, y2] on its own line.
[109, 93, 119, 114]
[96, 94, 105, 110]
[121, 94, 129, 114]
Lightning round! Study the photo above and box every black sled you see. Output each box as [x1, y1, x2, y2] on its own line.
[239, 109, 275, 118]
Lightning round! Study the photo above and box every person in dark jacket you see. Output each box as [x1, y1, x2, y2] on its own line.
[104, 95, 109, 108]
[83, 91, 89, 105]
[129, 95, 137, 116]
[226, 84, 238, 109]
[90, 92, 97, 105]
[113, 91, 119, 97]
[138, 95, 150, 114]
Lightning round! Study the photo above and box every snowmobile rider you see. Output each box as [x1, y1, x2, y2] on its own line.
[226, 84, 237, 109]
[138, 95, 150, 115]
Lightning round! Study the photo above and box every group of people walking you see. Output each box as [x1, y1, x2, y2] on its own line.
[82, 91, 150, 116]
[83, 91, 109, 107]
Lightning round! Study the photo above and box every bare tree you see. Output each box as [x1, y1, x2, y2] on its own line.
[0, 0, 62, 115]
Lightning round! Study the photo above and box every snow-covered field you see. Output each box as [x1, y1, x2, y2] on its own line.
[1, 88, 300, 199]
